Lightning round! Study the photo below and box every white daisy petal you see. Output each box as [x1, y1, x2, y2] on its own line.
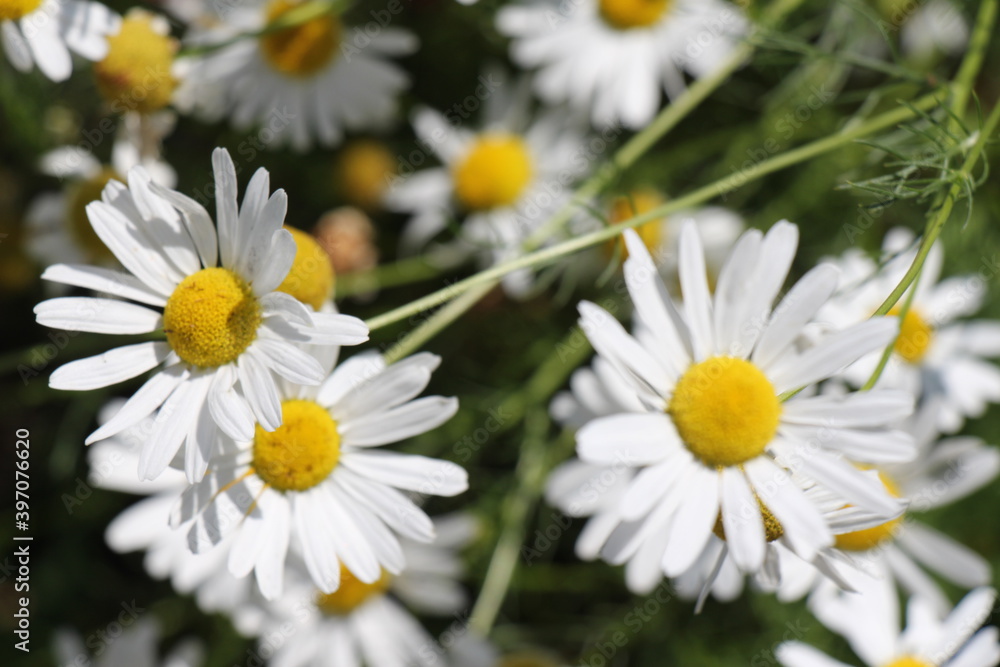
[678, 221, 714, 360]
[250, 228, 296, 296]
[661, 465, 719, 576]
[897, 522, 991, 589]
[339, 397, 458, 447]
[775, 642, 852, 667]
[342, 451, 468, 498]
[35, 297, 162, 334]
[577, 413, 680, 466]
[237, 350, 282, 431]
[86, 366, 188, 444]
[753, 264, 839, 369]
[212, 147, 239, 268]
[720, 467, 766, 572]
[250, 338, 325, 386]
[207, 365, 256, 442]
[139, 373, 211, 481]
[50, 342, 171, 391]
[41, 265, 167, 307]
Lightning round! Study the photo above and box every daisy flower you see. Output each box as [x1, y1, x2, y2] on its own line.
[575, 221, 915, 584]
[26, 113, 176, 269]
[0, 0, 117, 81]
[55, 618, 203, 667]
[173, 351, 466, 599]
[246, 513, 475, 667]
[173, 0, 416, 151]
[93, 9, 179, 114]
[496, 0, 747, 128]
[384, 78, 587, 295]
[779, 579, 1000, 667]
[817, 227, 1000, 432]
[335, 139, 398, 211]
[775, 397, 999, 614]
[877, 0, 969, 62]
[34, 147, 369, 482]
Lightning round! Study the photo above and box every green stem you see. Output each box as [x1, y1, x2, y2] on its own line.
[365, 90, 945, 333]
[861, 283, 918, 391]
[948, 0, 996, 121]
[468, 411, 566, 635]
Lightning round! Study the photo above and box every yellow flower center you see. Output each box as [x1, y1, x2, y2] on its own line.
[315, 566, 391, 615]
[606, 189, 665, 258]
[599, 0, 672, 30]
[336, 140, 397, 210]
[883, 658, 933, 667]
[67, 167, 119, 262]
[253, 399, 340, 492]
[669, 357, 782, 467]
[834, 472, 904, 552]
[889, 307, 933, 364]
[276, 226, 335, 310]
[0, 0, 41, 21]
[453, 135, 533, 211]
[94, 14, 177, 113]
[163, 267, 262, 368]
[713, 492, 785, 542]
[260, 0, 341, 77]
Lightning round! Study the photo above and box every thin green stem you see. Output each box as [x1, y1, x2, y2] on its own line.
[365, 90, 945, 333]
[948, 0, 996, 121]
[861, 284, 918, 391]
[468, 411, 566, 635]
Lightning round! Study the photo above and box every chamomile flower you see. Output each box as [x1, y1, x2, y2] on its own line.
[818, 227, 1000, 432]
[0, 0, 117, 81]
[94, 10, 179, 114]
[174, 0, 416, 151]
[34, 147, 369, 482]
[775, 397, 999, 614]
[173, 351, 466, 599]
[876, 0, 969, 62]
[26, 113, 176, 269]
[779, 579, 1000, 667]
[576, 221, 915, 584]
[496, 0, 747, 128]
[384, 79, 587, 295]
[247, 514, 475, 667]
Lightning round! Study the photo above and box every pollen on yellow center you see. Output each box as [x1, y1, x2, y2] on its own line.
[260, 0, 341, 77]
[889, 307, 934, 364]
[68, 167, 119, 261]
[253, 399, 340, 492]
[276, 226, 335, 310]
[163, 267, 262, 368]
[599, 0, 672, 30]
[0, 0, 41, 21]
[315, 566, 391, 615]
[94, 13, 177, 113]
[669, 357, 782, 467]
[882, 657, 933, 667]
[606, 189, 665, 258]
[453, 135, 533, 211]
[834, 472, 904, 552]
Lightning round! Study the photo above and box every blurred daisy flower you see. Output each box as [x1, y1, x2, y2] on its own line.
[26, 112, 176, 269]
[0, 0, 117, 81]
[384, 76, 587, 296]
[34, 147, 369, 482]
[93, 9, 179, 114]
[55, 618, 203, 667]
[174, 351, 466, 599]
[245, 513, 475, 666]
[875, 0, 969, 62]
[335, 139, 398, 211]
[497, 0, 747, 128]
[818, 227, 1000, 432]
[776, 397, 999, 614]
[779, 578, 1000, 667]
[174, 0, 416, 151]
[575, 222, 915, 584]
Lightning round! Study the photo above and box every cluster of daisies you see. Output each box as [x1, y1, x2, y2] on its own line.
[9, 0, 999, 665]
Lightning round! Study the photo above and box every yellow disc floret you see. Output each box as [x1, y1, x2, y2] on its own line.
[835, 472, 904, 551]
[453, 135, 533, 211]
[276, 226, 335, 310]
[260, 0, 340, 77]
[336, 140, 397, 210]
[669, 357, 782, 467]
[67, 167, 120, 262]
[94, 13, 177, 113]
[607, 189, 666, 257]
[163, 267, 262, 368]
[253, 399, 340, 492]
[883, 658, 933, 667]
[0, 0, 41, 21]
[889, 307, 933, 364]
[316, 566, 391, 615]
[599, 0, 672, 30]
